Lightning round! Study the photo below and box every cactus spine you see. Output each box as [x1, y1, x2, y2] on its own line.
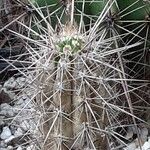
[4, 0, 150, 149]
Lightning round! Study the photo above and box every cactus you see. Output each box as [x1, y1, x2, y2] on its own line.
[1, 0, 150, 149]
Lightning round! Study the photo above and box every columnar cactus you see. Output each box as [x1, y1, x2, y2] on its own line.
[2, 0, 150, 149]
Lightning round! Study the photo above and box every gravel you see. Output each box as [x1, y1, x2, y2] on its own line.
[0, 76, 150, 150]
[0, 77, 40, 150]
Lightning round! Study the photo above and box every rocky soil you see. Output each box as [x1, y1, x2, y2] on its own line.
[0, 77, 150, 150]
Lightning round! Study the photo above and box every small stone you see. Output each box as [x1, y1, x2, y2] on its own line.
[124, 142, 136, 150]
[15, 98, 24, 105]
[148, 137, 150, 143]
[135, 148, 140, 150]
[16, 77, 26, 88]
[7, 146, 13, 150]
[0, 103, 14, 116]
[3, 77, 16, 89]
[27, 145, 35, 150]
[4, 135, 15, 143]
[125, 127, 133, 140]
[0, 140, 7, 148]
[141, 128, 148, 136]
[0, 126, 12, 140]
[131, 126, 140, 134]
[17, 146, 23, 150]
[20, 120, 30, 131]
[143, 141, 150, 150]
[14, 127, 23, 137]
[141, 134, 148, 143]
